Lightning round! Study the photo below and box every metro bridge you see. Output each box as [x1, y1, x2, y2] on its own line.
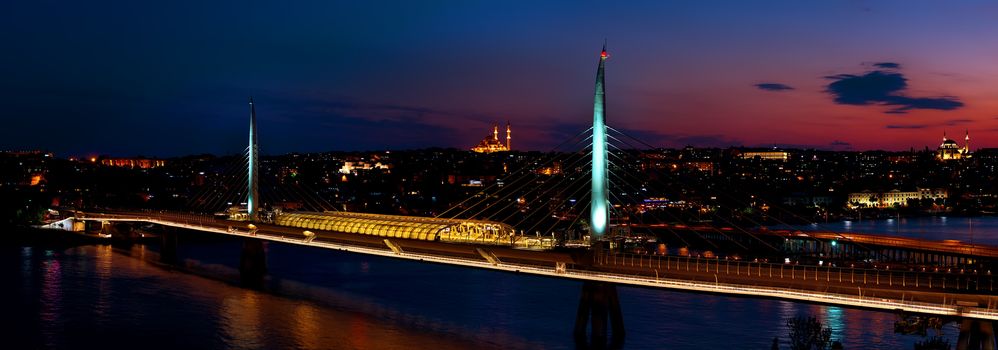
[39, 46, 998, 349]
[64, 210, 998, 311]
[48, 209, 998, 349]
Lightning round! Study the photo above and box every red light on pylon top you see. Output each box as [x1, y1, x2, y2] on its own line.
[601, 50, 608, 59]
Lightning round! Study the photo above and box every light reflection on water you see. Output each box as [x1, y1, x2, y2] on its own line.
[778, 216, 998, 245]
[5, 243, 527, 350]
[824, 306, 844, 342]
[291, 302, 321, 349]
[221, 291, 263, 349]
[95, 244, 112, 326]
[40, 252, 62, 346]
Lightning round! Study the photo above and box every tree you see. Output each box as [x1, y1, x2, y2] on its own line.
[787, 316, 832, 350]
[913, 336, 951, 350]
[894, 313, 944, 337]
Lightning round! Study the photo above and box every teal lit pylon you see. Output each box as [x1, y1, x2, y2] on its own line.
[248, 97, 260, 221]
[590, 43, 609, 238]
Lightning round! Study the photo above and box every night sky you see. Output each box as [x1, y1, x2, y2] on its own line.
[3, 1, 998, 157]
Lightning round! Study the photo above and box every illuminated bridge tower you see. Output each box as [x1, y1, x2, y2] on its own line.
[248, 97, 260, 222]
[590, 43, 609, 238]
[575, 44, 624, 348]
[242, 97, 266, 287]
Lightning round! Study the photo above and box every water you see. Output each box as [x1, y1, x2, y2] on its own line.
[788, 216, 998, 246]
[7, 217, 995, 349]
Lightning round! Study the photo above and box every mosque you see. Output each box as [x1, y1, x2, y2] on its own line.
[937, 130, 970, 161]
[471, 122, 511, 153]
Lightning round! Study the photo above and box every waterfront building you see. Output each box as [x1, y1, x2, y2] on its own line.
[847, 188, 948, 208]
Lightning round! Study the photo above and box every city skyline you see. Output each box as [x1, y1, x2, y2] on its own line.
[4, 1, 998, 156]
[6, 3, 998, 349]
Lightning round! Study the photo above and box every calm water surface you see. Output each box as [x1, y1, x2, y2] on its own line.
[785, 216, 998, 245]
[7, 216, 994, 349]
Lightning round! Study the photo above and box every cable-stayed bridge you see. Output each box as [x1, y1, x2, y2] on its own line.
[40, 47, 998, 349]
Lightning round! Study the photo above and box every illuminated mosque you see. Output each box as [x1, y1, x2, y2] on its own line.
[937, 130, 970, 161]
[471, 122, 511, 153]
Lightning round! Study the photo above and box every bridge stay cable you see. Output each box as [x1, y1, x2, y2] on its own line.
[429, 127, 604, 240]
[198, 156, 251, 214]
[607, 126, 889, 260]
[434, 128, 593, 219]
[605, 134, 757, 252]
[603, 165, 706, 250]
[493, 150, 592, 224]
[440, 130, 593, 221]
[605, 147, 759, 252]
[537, 190, 593, 243]
[605, 129, 815, 253]
[260, 174, 324, 213]
[608, 126, 825, 228]
[473, 149, 591, 222]
[185, 150, 250, 213]
[471, 150, 592, 235]
[448, 152, 583, 222]
[510, 161, 593, 232]
[524, 170, 588, 238]
[599, 151, 694, 249]
[294, 180, 340, 212]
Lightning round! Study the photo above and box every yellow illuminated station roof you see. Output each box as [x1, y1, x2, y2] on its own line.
[275, 211, 516, 244]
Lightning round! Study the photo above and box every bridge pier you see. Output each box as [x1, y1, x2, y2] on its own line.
[159, 229, 179, 264]
[574, 281, 625, 349]
[239, 239, 267, 288]
[108, 222, 141, 242]
[957, 319, 996, 350]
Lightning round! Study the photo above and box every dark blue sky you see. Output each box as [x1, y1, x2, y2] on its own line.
[3, 1, 998, 156]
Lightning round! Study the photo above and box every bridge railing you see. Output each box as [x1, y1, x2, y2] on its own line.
[82, 211, 217, 224]
[597, 251, 996, 295]
[559, 264, 998, 319]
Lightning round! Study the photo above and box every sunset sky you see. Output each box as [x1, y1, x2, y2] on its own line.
[3, 1, 998, 156]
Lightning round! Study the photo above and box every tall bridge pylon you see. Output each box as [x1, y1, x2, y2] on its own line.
[576, 44, 624, 348]
[248, 97, 260, 221]
[590, 43, 609, 238]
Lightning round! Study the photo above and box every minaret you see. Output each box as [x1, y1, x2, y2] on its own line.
[248, 97, 260, 221]
[493, 124, 499, 141]
[965, 129, 970, 153]
[505, 121, 511, 150]
[591, 43, 609, 238]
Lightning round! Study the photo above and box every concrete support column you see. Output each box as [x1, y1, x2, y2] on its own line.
[110, 223, 138, 242]
[574, 281, 625, 348]
[957, 319, 996, 350]
[239, 239, 267, 288]
[159, 229, 179, 264]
